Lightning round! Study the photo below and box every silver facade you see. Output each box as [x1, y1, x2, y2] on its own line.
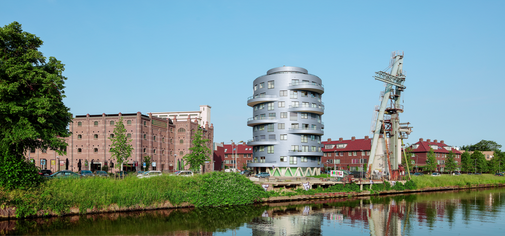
[247, 66, 324, 172]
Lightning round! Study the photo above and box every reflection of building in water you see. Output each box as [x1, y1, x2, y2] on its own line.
[367, 200, 403, 236]
[247, 206, 323, 236]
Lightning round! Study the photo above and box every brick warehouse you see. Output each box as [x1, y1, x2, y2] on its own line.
[26, 112, 214, 173]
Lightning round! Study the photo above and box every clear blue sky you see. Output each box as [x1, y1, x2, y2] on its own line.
[2, 0, 504, 150]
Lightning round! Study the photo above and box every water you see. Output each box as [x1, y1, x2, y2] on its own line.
[2, 188, 505, 235]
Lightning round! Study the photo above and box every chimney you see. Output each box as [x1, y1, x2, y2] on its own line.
[427, 139, 431, 142]
[441, 140, 445, 144]
[327, 138, 332, 142]
[364, 136, 369, 140]
[339, 137, 343, 141]
[419, 138, 423, 142]
[351, 136, 356, 141]
[434, 139, 438, 143]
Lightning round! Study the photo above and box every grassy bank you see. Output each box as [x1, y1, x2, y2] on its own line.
[0, 172, 266, 218]
[411, 174, 505, 189]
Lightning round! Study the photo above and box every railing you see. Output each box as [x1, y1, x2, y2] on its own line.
[247, 116, 277, 121]
[288, 82, 324, 88]
[247, 94, 278, 101]
[288, 150, 322, 153]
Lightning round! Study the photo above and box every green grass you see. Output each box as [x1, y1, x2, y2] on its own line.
[411, 174, 505, 189]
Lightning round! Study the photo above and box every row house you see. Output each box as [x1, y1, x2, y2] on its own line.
[27, 112, 214, 173]
[213, 142, 253, 171]
[408, 138, 462, 172]
[321, 136, 371, 171]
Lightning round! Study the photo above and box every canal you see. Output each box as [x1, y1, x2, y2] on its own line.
[2, 188, 505, 235]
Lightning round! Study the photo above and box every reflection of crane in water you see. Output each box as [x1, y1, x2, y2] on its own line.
[367, 52, 413, 180]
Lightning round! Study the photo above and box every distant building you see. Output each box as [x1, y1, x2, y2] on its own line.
[213, 142, 253, 171]
[463, 150, 495, 161]
[408, 138, 462, 172]
[26, 112, 214, 173]
[322, 136, 371, 171]
[151, 105, 211, 128]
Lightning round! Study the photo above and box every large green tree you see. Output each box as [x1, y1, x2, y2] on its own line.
[461, 140, 502, 152]
[461, 152, 472, 173]
[470, 151, 488, 173]
[183, 126, 211, 173]
[425, 148, 437, 174]
[445, 151, 458, 174]
[109, 118, 133, 176]
[0, 22, 71, 188]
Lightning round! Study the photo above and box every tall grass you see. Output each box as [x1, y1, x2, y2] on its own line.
[412, 174, 505, 189]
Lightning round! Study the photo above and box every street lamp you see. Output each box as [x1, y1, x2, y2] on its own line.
[56, 156, 59, 172]
[474, 158, 477, 174]
[333, 150, 337, 171]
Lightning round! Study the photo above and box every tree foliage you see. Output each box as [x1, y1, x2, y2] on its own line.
[0, 22, 71, 188]
[183, 126, 211, 173]
[142, 155, 151, 171]
[461, 140, 502, 152]
[461, 152, 472, 173]
[425, 148, 437, 173]
[470, 151, 488, 173]
[445, 151, 457, 174]
[109, 118, 133, 174]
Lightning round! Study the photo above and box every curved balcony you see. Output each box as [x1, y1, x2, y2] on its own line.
[247, 95, 279, 107]
[288, 128, 324, 135]
[288, 150, 324, 156]
[288, 105, 324, 115]
[246, 139, 278, 146]
[288, 82, 324, 94]
[247, 117, 278, 127]
[248, 161, 278, 167]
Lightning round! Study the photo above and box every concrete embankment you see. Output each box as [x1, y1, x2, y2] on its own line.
[2, 182, 504, 220]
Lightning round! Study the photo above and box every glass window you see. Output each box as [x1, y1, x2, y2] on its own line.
[280, 134, 287, 140]
[291, 79, 299, 86]
[180, 139, 184, 144]
[153, 136, 156, 141]
[280, 112, 287, 118]
[127, 120, 132, 125]
[290, 90, 298, 99]
[268, 80, 274, 89]
[259, 82, 264, 89]
[301, 91, 308, 97]
[267, 102, 274, 110]
[267, 124, 274, 132]
[278, 101, 285, 108]
[280, 156, 287, 162]
[267, 146, 274, 154]
[269, 134, 275, 140]
[301, 135, 308, 143]
[94, 121, 98, 126]
[291, 123, 299, 129]
[290, 112, 297, 121]
[301, 113, 308, 119]
[110, 121, 114, 126]
[94, 134, 98, 139]
[94, 148, 98, 153]
[302, 145, 309, 152]
[279, 90, 287, 97]
[301, 156, 308, 162]
[291, 101, 299, 108]
[259, 146, 265, 152]
[259, 125, 265, 131]
[269, 113, 276, 119]
[78, 134, 82, 139]
[278, 123, 285, 129]
[290, 156, 297, 165]
[254, 84, 257, 91]
[78, 148, 82, 153]
[110, 134, 114, 138]
[127, 133, 131, 138]
[259, 104, 265, 109]
[291, 145, 299, 151]
[78, 122, 82, 127]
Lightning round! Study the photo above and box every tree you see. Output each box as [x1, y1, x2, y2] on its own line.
[445, 151, 457, 174]
[109, 118, 133, 177]
[461, 152, 472, 173]
[425, 148, 437, 174]
[183, 126, 211, 173]
[0, 22, 72, 189]
[402, 146, 415, 173]
[142, 155, 151, 171]
[461, 140, 502, 151]
[471, 151, 487, 173]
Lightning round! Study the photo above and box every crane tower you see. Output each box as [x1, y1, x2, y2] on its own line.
[367, 52, 413, 180]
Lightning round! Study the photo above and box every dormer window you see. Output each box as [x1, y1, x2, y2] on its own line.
[336, 144, 347, 149]
[412, 144, 419, 149]
[430, 145, 439, 150]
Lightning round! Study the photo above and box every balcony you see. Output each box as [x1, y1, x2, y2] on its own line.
[246, 139, 278, 146]
[247, 95, 279, 107]
[288, 105, 324, 115]
[288, 150, 324, 156]
[247, 117, 278, 126]
[288, 82, 324, 94]
[288, 128, 324, 135]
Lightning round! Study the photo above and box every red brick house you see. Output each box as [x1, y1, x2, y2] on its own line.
[321, 136, 371, 171]
[408, 138, 462, 172]
[213, 142, 253, 171]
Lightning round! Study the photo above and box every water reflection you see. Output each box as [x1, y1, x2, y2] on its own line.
[2, 188, 505, 235]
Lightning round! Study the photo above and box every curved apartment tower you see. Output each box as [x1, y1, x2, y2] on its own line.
[247, 66, 324, 177]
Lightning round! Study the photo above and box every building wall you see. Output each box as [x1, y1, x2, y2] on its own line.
[409, 138, 462, 172]
[151, 105, 211, 128]
[322, 136, 371, 171]
[27, 112, 214, 173]
[247, 66, 325, 176]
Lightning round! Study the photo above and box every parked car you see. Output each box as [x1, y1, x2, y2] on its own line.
[115, 171, 128, 178]
[431, 172, 441, 176]
[350, 171, 366, 178]
[176, 170, 194, 177]
[94, 170, 108, 177]
[413, 172, 424, 176]
[494, 173, 504, 176]
[453, 172, 461, 176]
[255, 172, 270, 178]
[38, 169, 52, 176]
[79, 170, 95, 177]
[48, 171, 81, 179]
[137, 171, 163, 178]
[240, 170, 252, 177]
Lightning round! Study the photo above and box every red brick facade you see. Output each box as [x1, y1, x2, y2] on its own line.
[26, 112, 213, 173]
[408, 138, 462, 172]
[213, 142, 253, 171]
[321, 136, 371, 171]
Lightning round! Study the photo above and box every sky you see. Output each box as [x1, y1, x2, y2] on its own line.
[2, 0, 504, 150]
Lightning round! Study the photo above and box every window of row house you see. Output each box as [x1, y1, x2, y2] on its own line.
[78, 122, 82, 127]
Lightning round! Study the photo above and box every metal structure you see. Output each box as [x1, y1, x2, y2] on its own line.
[367, 52, 413, 180]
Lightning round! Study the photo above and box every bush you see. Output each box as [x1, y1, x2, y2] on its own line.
[0, 155, 44, 189]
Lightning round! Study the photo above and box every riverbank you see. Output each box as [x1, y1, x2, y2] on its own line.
[1, 173, 505, 219]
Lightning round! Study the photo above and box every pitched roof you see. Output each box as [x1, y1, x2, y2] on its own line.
[409, 139, 461, 154]
[322, 138, 371, 152]
[222, 143, 253, 154]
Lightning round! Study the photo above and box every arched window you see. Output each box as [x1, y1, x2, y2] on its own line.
[127, 133, 131, 138]
[178, 128, 186, 132]
[179, 151, 184, 156]
[78, 122, 82, 127]
[110, 134, 114, 138]
[94, 148, 98, 152]
[110, 121, 114, 126]
[143, 148, 146, 153]
[77, 134, 82, 139]
[94, 134, 98, 139]
[180, 139, 184, 144]
[78, 148, 82, 153]
[153, 136, 156, 141]
[127, 120, 132, 125]
[144, 134, 146, 140]
[94, 121, 98, 126]
[153, 149, 156, 154]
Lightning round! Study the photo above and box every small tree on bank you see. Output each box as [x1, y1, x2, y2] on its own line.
[461, 152, 472, 173]
[183, 126, 211, 173]
[445, 151, 457, 174]
[0, 22, 72, 189]
[425, 148, 437, 174]
[109, 118, 133, 177]
[142, 155, 151, 171]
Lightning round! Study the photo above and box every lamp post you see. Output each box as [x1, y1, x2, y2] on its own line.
[231, 140, 234, 171]
[474, 158, 477, 174]
[56, 156, 60, 172]
[334, 150, 337, 171]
